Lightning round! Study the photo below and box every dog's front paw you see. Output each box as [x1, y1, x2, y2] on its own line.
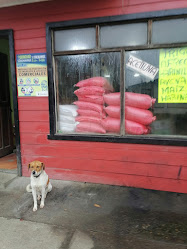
[33, 206, 37, 212]
[40, 203, 44, 209]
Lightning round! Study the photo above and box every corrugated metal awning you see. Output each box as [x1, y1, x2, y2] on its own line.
[0, 0, 50, 8]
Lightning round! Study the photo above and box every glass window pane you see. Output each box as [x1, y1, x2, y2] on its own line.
[55, 52, 121, 135]
[125, 48, 187, 136]
[152, 18, 187, 44]
[100, 23, 147, 48]
[54, 28, 96, 52]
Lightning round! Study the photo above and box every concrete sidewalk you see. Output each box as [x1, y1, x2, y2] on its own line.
[0, 172, 187, 249]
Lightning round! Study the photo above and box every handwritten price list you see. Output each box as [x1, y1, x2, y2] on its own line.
[158, 47, 187, 103]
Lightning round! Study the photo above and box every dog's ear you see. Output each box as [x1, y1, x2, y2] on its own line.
[41, 162, 45, 170]
[28, 163, 30, 171]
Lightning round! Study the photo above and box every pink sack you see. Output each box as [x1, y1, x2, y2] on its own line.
[77, 109, 106, 118]
[144, 126, 151, 134]
[76, 122, 106, 134]
[74, 86, 110, 96]
[103, 92, 121, 106]
[104, 106, 120, 119]
[125, 120, 149, 135]
[75, 77, 114, 92]
[104, 106, 156, 125]
[78, 95, 104, 105]
[104, 92, 156, 109]
[102, 117, 149, 135]
[102, 117, 120, 133]
[76, 116, 102, 125]
[125, 106, 156, 125]
[74, 101, 103, 113]
[126, 92, 156, 109]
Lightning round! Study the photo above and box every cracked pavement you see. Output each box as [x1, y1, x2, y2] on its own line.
[0, 173, 187, 249]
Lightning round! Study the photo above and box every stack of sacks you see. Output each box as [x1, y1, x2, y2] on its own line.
[58, 104, 78, 133]
[102, 92, 156, 135]
[74, 77, 114, 134]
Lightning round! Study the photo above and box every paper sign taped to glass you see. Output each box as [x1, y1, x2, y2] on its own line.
[16, 53, 48, 97]
[158, 47, 187, 103]
[126, 55, 159, 80]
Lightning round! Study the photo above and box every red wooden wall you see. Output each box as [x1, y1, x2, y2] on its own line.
[0, 0, 187, 193]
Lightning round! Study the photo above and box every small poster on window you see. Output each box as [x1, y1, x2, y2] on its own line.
[16, 53, 48, 97]
[158, 47, 187, 103]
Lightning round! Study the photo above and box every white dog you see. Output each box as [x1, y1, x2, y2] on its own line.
[26, 160, 52, 212]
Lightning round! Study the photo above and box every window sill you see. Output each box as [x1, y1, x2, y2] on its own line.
[47, 134, 187, 146]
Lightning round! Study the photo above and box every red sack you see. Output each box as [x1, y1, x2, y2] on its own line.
[104, 92, 156, 109]
[102, 117, 149, 135]
[75, 77, 114, 92]
[104, 106, 156, 125]
[76, 122, 106, 134]
[74, 86, 109, 96]
[78, 95, 104, 105]
[76, 116, 102, 125]
[74, 101, 103, 113]
[77, 109, 106, 118]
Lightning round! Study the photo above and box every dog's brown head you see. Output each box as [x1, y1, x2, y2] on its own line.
[28, 160, 45, 176]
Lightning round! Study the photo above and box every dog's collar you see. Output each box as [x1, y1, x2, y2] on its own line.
[33, 172, 42, 178]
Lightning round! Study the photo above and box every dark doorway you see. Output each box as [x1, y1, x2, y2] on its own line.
[0, 30, 21, 175]
[0, 52, 14, 158]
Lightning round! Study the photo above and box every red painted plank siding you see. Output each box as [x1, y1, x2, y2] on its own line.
[180, 168, 187, 181]
[20, 144, 187, 167]
[19, 125, 187, 153]
[16, 49, 47, 54]
[22, 167, 187, 194]
[0, 0, 187, 32]
[0, 0, 186, 24]
[18, 97, 49, 111]
[15, 37, 46, 51]
[19, 111, 49, 122]
[14, 28, 46, 40]
[1, 0, 187, 192]
[21, 155, 180, 179]
[19, 121, 49, 133]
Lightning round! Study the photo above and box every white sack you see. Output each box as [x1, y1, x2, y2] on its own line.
[58, 121, 79, 133]
[58, 104, 78, 117]
[58, 114, 76, 124]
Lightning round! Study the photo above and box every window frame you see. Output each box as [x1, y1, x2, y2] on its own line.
[46, 8, 187, 146]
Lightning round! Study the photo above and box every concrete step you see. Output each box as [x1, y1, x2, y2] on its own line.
[0, 172, 17, 189]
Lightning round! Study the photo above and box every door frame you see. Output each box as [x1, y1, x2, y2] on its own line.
[0, 29, 22, 176]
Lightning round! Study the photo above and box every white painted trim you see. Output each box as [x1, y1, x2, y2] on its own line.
[0, 0, 50, 8]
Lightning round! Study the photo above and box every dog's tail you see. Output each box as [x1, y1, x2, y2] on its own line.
[26, 184, 32, 192]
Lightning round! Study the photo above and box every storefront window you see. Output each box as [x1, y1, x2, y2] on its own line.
[54, 27, 96, 51]
[100, 22, 147, 48]
[125, 49, 187, 136]
[55, 52, 120, 134]
[152, 18, 187, 44]
[48, 16, 187, 142]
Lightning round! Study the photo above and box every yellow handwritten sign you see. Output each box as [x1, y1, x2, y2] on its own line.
[158, 47, 187, 103]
